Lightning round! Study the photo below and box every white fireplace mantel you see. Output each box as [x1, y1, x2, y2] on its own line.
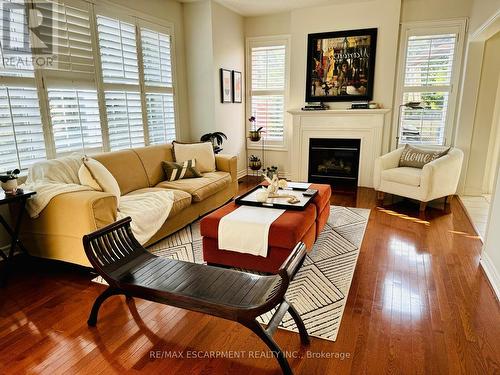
[288, 108, 391, 188]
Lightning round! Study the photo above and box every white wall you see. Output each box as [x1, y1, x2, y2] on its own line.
[463, 32, 500, 194]
[183, 0, 247, 176]
[211, 2, 247, 175]
[183, 1, 216, 138]
[401, 0, 472, 22]
[244, 0, 401, 176]
[481, 157, 500, 300]
[470, 0, 500, 33]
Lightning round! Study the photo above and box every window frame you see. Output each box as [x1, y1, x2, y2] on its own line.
[391, 19, 467, 149]
[246, 35, 290, 151]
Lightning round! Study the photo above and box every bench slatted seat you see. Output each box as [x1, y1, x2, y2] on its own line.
[83, 217, 310, 375]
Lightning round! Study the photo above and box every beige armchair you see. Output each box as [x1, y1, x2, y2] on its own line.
[373, 147, 464, 210]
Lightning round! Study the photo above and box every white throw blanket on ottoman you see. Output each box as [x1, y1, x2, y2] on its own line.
[22, 154, 174, 245]
[218, 206, 285, 257]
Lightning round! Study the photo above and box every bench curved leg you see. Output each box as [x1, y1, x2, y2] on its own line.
[88, 287, 122, 327]
[244, 319, 293, 375]
[286, 300, 310, 345]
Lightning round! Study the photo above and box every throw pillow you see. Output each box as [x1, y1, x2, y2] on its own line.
[399, 144, 450, 169]
[82, 157, 121, 203]
[172, 141, 216, 173]
[162, 159, 203, 181]
[78, 164, 102, 191]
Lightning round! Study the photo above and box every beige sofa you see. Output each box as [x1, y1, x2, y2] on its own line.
[21, 144, 238, 267]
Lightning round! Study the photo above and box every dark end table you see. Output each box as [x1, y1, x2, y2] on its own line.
[0, 189, 36, 286]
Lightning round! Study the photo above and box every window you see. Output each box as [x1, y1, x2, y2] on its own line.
[105, 91, 144, 150]
[395, 21, 465, 146]
[96, 17, 177, 148]
[247, 38, 288, 146]
[141, 27, 176, 144]
[0, 87, 45, 171]
[48, 89, 101, 154]
[96, 16, 139, 85]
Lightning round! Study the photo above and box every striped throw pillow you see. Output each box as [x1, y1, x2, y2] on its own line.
[162, 159, 203, 181]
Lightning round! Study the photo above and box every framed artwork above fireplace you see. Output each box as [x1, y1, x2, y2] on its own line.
[305, 28, 378, 103]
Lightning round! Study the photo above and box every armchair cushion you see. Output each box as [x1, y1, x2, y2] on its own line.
[381, 167, 422, 187]
[398, 144, 450, 168]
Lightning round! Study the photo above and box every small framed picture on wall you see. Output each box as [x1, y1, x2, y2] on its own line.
[232, 70, 242, 103]
[220, 68, 232, 103]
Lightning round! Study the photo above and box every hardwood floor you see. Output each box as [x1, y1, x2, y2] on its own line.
[1, 180, 499, 374]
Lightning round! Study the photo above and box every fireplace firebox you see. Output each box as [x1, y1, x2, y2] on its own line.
[308, 138, 361, 189]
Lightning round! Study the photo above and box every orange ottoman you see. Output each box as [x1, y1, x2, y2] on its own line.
[200, 184, 331, 273]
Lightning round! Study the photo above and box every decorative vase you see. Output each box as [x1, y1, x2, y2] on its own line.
[248, 130, 261, 142]
[1, 179, 18, 193]
[249, 160, 262, 171]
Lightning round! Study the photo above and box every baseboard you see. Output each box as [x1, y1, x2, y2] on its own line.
[480, 251, 500, 302]
[237, 169, 247, 179]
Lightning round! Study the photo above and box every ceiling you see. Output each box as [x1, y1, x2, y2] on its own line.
[179, 0, 374, 17]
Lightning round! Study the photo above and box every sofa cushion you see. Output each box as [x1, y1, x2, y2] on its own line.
[82, 158, 121, 203]
[125, 187, 192, 217]
[133, 144, 174, 187]
[156, 171, 231, 202]
[93, 149, 149, 195]
[382, 167, 422, 187]
[172, 141, 216, 173]
[162, 159, 202, 181]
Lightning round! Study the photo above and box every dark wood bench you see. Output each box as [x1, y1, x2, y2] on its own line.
[83, 217, 310, 375]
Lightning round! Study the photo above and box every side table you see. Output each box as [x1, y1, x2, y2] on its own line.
[0, 189, 36, 286]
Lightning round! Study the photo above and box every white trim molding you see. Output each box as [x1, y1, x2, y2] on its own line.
[480, 252, 500, 302]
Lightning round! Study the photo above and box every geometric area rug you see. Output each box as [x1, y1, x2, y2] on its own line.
[93, 205, 370, 342]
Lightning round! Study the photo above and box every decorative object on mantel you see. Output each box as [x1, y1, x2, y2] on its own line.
[0, 169, 20, 194]
[232, 70, 242, 103]
[248, 155, 262, 171]
[220, 68, 232, 103]
[395, 101, 428, 147]
[306, 28, 378, 103]
[351, 101, 369, 109]
[200, 132, 227, 154]
[301, 102, 330, 111]
[368, 102, 379, 109]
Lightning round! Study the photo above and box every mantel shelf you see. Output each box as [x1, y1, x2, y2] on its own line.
[287, 108, 392, 115]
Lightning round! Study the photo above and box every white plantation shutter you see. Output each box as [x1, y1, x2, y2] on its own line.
[35, 0, 94, 74]
[0, 87, 45, 171]
[249, 43, 286, 142]
[97, 16, 139, 85]
[399, 33, 458, 145]
[146, 93, 175, 144]
[141, 28, 172, 87]
[251, 95, 284, 140]
[48, 89, 101, 154]
[0, 0, 34, 76]
[251, 45, 285, 91]
[105, 91, 144, 150]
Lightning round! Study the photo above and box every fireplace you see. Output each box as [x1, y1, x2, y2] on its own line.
[308, 138, 361, 188]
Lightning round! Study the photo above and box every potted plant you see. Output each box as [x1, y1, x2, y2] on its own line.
[200, 132, 227, 154]
[0, 169, 20, 193]
[248, 155, 262, 171]
[248, 116, 264, 141]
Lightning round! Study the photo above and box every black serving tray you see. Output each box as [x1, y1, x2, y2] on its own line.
[234, 185, 317, 211]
